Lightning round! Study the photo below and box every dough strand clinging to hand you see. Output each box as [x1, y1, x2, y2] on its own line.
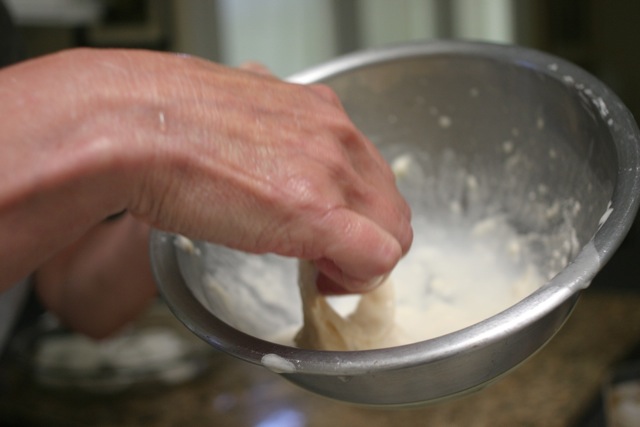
[295, 260, 400, 351]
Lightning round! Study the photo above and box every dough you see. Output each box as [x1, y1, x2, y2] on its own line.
[294, 260, 400, 351]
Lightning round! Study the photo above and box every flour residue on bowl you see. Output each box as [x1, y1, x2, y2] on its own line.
[388, 215, 544, 343]
[284, 214, 545, 349]
[191, 143, 585, 350]
[285, 150, 553, 349]
[261, 353, 296, 373]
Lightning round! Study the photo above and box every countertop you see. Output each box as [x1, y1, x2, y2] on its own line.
[2, 227, 640, 427]
[1, 287, 639, 427]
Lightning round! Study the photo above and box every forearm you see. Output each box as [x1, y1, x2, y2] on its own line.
[0, 49, 142, 289]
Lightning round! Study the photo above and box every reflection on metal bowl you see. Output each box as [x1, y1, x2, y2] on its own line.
[150, 41, 640, 406]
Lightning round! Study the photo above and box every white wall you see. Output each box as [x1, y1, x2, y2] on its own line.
[217, 0, 338, 77]
[356, 0, 440, 47]
[451, 0, 514, 43]
[172, 0, 517, 77]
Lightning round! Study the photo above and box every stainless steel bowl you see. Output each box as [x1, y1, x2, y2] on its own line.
[150, 41, 640, 406]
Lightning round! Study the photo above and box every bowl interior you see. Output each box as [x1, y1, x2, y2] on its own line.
[175, 46, 618, 343]
[153, 41, 640, 405]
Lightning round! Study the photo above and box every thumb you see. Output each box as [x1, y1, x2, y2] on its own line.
[311, 209, 404, 293]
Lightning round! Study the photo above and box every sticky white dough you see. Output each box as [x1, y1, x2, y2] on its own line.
[294, 261, 401, 351]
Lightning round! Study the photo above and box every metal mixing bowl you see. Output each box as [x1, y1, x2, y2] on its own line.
[150, 41, 640, 405]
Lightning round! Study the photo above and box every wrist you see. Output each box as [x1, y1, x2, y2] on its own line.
[0, 49, 152, 286]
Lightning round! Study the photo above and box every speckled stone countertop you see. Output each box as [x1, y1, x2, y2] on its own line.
[1, 286, 639, 427]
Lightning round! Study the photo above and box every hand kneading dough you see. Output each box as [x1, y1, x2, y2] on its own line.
[294, 260, 400, 351]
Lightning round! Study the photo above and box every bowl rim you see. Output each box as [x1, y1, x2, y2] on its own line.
[151, 40, 640, 377]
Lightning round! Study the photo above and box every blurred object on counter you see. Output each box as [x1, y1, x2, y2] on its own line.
[604, 361, 640, 427]
[4, 0, 105, 26]
[9, 300, 213, 394]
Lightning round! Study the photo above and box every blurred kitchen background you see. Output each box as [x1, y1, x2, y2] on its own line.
[5, 0, 640, 120]
[2, 1, 640, 426]
[7, 0, 640, 289]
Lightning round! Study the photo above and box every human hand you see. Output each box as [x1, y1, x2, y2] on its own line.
[34, 214, 156, 338]
[237, 61, 412, 293]
[0, 49, 412, 296]
[116, 52, 413, 292]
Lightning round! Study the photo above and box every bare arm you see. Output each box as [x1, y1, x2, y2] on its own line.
[0, 48, 412, 334]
